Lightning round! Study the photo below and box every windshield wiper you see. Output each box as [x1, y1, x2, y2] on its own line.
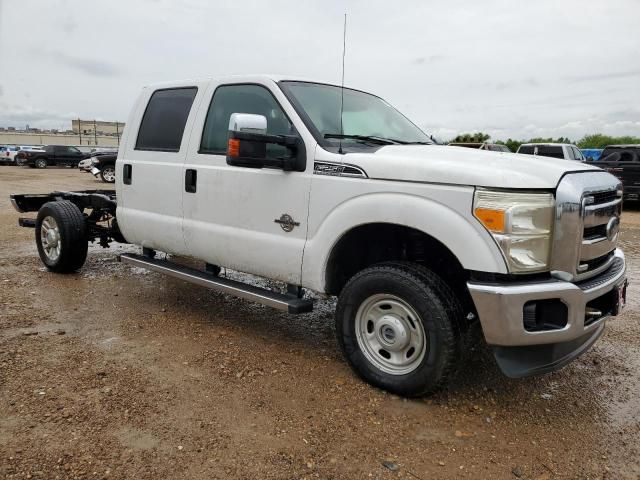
[324, 134, 404, 145]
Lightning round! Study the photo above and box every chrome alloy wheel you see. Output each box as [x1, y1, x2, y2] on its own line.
[40, 216, 61, 262]
[355, 294, 427, 375]
[102, 166, 115, 182]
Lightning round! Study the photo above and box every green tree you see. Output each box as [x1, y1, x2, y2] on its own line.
[452, 132, 491, 143]
[577, 133, 640, 149]
[495, 138, 522, 152]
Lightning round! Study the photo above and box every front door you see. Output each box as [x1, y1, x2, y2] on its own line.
[182, 82, 313, 284]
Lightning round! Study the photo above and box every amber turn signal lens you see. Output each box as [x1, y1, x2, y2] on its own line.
[228, 138, 240, 157]
[474, 207, 505, 233]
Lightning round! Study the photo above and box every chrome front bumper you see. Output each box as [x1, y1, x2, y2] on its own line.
[468, 249, 626, 377]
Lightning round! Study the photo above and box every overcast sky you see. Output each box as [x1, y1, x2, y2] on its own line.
[0, 0, 638, 141]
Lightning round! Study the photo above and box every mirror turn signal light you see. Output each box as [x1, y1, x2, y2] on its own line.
[228, 138, 241, 157]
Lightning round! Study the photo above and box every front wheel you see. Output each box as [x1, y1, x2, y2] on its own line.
[335, 262, 463, 397]
[100, 164, 116, 183]
[35, 201, 88, 273]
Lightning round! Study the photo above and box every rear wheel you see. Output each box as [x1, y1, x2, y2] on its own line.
[100, 164, 116, 183]
[35, 201, 88, 273]
[35, 158, 47, 169]
[335, 262, 463, 397]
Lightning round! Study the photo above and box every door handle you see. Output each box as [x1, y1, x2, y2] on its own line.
[123, 164, 132, 185]
[185, 169, 197, 193]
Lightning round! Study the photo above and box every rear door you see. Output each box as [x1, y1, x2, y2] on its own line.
[116, 84, 205, 254]
[53, 146, 83, 165]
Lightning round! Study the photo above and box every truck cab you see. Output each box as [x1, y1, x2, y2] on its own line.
[11, 75, 627, 396]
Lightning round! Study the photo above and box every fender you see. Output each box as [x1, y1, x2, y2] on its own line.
[301, 190, 507, 293]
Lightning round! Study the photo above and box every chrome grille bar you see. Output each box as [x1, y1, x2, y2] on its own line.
[551, 171, 622, 282]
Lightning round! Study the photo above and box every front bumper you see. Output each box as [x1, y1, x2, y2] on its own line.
[468, 248, 626, 377]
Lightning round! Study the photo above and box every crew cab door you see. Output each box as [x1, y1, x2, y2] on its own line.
[182, 80, 314, 284]
[54, 145, 84, 165]
[116, 85, 204, 254]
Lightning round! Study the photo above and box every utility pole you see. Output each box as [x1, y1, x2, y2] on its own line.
[94, 119, 97, 146]
[78, 118, 82, 145]
[115, 122, 120, 147]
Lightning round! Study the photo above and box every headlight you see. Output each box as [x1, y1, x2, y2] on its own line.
[91, 158, 100, 165]
[473, 189, 554, 273]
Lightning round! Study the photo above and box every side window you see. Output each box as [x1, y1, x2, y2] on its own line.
[200, 84, 295, 156]
[537, 146, 564, 159]
[135, 87, 197, 152]
[572, 147, 584, 161]
[619, 149, 634, 162]
[518, 145, 534, 155]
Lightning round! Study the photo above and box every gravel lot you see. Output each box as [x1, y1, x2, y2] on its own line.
[1, 167, 639, 479]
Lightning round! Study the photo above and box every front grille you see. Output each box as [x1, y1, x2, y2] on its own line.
[552, 172, 623, 282]
[582, 252, 614, 272]
[583, 224, 607, 240]
[589, 190, 619, 205]
[576, 256, 624, 291]
[578, 188, 622, 278]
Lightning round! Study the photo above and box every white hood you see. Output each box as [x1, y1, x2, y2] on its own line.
[343, 145, 602, 189]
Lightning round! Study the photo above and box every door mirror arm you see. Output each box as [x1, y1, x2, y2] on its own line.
[226, 113, 306, 172]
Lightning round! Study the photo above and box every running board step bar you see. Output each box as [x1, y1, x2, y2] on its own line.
[118, 253, 313, 314]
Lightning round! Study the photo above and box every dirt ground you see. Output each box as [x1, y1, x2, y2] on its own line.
[0, 167, 639, 480]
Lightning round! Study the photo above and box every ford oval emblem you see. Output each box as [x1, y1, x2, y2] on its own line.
[606, 216, 620, 242]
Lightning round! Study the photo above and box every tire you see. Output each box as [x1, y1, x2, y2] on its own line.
[35, 201, 88, 273]
[100, 164, 116, 183]
[335, 262, 463, 397]
[34, 158, 47, 169]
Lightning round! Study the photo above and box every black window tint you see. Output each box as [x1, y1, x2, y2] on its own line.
[200, 84, 294, 155]
[536, 146, 564, 159]
[136, 87, 197, 152]
[518, 146, 534, 155]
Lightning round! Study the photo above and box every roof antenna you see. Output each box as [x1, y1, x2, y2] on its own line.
[338, 13, 347, 155]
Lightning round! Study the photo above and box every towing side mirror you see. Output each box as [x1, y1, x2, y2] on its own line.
[226, 113, 306, 172]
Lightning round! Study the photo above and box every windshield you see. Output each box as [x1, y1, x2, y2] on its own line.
[279, 81, 431, 149]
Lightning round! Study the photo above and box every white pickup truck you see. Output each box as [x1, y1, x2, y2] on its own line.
[11, 75, 627, 396]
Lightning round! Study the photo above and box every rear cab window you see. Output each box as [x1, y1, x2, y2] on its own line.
[136, 87, 198, 152]
[536, 146, 564, 159]
[518, 145, 534, 155]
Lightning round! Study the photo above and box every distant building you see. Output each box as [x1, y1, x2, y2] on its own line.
[0, 119, 124, 147]
[71, 119, 125, 137]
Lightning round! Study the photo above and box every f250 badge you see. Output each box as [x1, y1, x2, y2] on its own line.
[274, 214, 300, 232]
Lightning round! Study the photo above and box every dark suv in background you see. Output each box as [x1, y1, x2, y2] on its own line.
[587, 145, 640, 201]
[16, 145, 89, 168]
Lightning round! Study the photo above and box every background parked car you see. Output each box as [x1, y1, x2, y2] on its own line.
[516, 143, 585, 161]
[16, 145, 89, 168]
[586, 145, 640, 201]
[0, 145, 19, 164]
[78, 151, 117, 183]
[448, 142, 511, 152]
